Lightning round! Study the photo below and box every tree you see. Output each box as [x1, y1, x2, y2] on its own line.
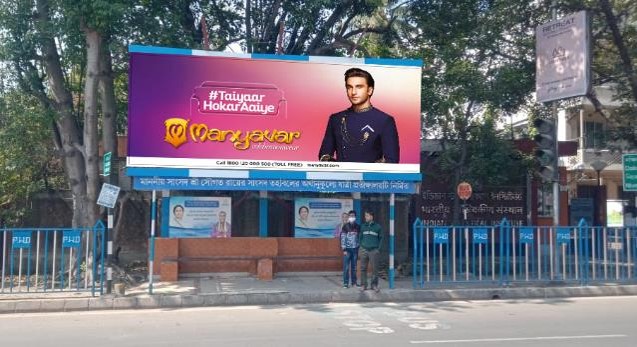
[0, 89, 67, 225]
[0, 0, 128, 226]
[244, 0, 392, 55]
[557, 0, 637, 148]
[403, 0, 545, 222]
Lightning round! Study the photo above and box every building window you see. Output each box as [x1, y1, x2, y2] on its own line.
[584, 121, 605, 149]
[537, 183, 553, 217]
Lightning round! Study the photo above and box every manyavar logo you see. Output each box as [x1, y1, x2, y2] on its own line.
[164, 118, 301, 150]
[191, 82, 287, 117]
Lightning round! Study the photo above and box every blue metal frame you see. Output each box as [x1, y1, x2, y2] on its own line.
[412, 218, 637, 288]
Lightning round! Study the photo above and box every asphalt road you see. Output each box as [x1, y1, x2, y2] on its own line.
[1, 296, 635, 346]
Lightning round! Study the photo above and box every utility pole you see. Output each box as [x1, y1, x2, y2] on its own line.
[103, 151, 114, 294]
[551, 2, 560, 227]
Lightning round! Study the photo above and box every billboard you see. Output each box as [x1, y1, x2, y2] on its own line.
[294, 198, 353, 238]
[128, 45, 422, 174]
[168, 196, 232, 238]
[536, 11, 590, 103]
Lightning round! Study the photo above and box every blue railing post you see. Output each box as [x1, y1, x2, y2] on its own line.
[100, 223, 106, 295]
[577, 218, 589, 285]
[420, 223, 425, 287]
[389, 193, 395, 289]
[149, 190, 157, 295]
[91, 223, 98, 296]
[412, 218, 420, 289]
[499, 218, 510, 285]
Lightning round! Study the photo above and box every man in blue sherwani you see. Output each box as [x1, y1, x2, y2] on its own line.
[318, 68, 400, 163]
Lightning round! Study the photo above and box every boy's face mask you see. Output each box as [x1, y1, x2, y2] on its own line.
[348, 217, 356, 223]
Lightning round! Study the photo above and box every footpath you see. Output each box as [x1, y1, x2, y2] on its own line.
[1, 273, 637, 314]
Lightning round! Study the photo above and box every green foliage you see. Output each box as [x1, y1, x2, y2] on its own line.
[435, 116, 533, 189]
[556, 0, 637, 148]
[0, 89, 66, 225]
[406, 0, 543, 190]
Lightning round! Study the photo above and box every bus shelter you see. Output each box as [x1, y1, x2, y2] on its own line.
[126, 45, 422, 292]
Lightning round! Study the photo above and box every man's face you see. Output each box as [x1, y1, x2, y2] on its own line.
[346, 76, 373, 107]
[364, 212, 373, 223]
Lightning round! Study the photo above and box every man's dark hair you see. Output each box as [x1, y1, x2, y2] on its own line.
[344, 68, 375, 88]
[348, 210, 356, 216]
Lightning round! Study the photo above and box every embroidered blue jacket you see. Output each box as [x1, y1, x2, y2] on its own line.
[318, 107, 400, 163]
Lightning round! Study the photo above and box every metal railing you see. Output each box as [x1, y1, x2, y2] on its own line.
[412, 218, 637, 288]
[0, 221, 105, 295]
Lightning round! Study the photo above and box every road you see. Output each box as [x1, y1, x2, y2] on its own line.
[0, 296, 635, 346]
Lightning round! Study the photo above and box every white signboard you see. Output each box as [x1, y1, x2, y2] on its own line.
[606, 200, 624, 227]
[97, 183, 121, 208]
[536, 11, 590, 103]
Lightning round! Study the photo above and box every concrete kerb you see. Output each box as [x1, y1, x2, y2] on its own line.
[203, 293, 227, 306]
[88, 297, 114, 311]
[181, 295, 205, 307]
[136, 295, 162, 309]
[2, 284, 637, 314]
[40, 299, 67, 312]
[0, 300, 16, 314]
[63, 298, 89, 312]
[14, 300, 42, 313]
[113, 296, 139, 310]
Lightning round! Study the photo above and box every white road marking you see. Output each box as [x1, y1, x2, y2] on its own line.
[410, 334, 628, 344]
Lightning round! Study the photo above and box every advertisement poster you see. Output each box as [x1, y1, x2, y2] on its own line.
[128, 46, 422, 174]
[294, 198, 353, 238]
[169, 196, 232, 238]
[536, 11, 590, 102]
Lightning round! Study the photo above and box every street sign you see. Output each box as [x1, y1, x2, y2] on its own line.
[519, 227, 534, 244]
[12, 231, 32, 249]
[472, 228, 488, 244]
[433, 228, 449, 244]
[97, 183, 120, 208]
[623, 154, 637, 191]
[103, 151, 112, 177]
[62, 230, 82, 248]
[457, 182, 472, 201]
[556, 227, 571, 244]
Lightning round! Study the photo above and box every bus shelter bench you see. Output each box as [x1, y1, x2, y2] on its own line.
[274, 255, 342, 261]
[274, 255, 342, 272]
[163, 255, 274, 281]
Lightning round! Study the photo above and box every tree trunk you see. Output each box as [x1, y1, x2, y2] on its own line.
[34, 0, 90, 227]
[246, 0, 252, 53]
[99, 39, 119, 188]
[81, 26, 102, 227]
